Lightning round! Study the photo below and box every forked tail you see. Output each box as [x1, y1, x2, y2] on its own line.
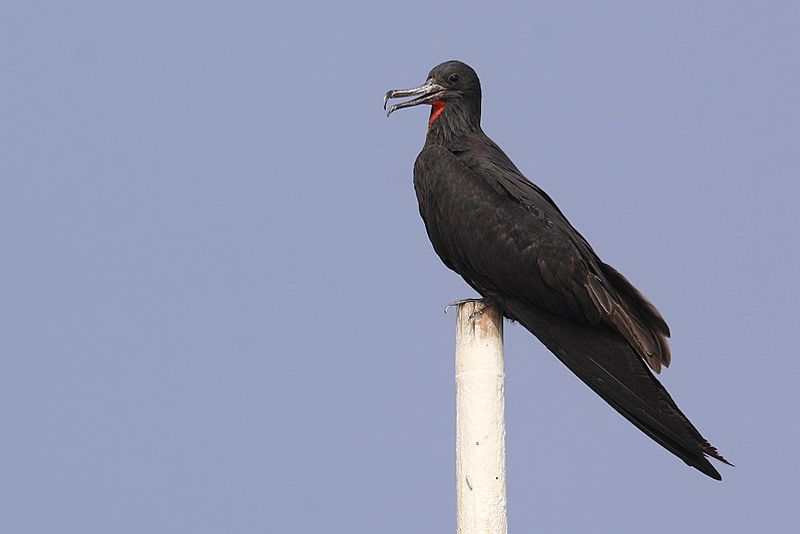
[502, 297, 731, 480]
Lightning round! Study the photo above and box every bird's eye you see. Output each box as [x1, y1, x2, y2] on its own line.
[448, 73, 460, 84]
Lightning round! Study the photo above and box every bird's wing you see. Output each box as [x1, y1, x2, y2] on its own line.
[418, 143, 670, 373]
[461, 135, 671, 329]
[414, 145, 729, 477]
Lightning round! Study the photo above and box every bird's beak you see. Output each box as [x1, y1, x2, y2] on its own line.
[384, 79, 446, 117]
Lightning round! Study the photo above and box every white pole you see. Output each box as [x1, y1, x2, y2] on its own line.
[455, 301, 507, 534]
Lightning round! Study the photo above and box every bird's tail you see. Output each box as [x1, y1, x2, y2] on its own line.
[501, 297, 731, 480]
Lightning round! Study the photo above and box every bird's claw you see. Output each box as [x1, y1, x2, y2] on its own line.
[444, 298, 487, 314]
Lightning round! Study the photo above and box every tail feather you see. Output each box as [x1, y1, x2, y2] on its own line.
[502, 297, 729, 479]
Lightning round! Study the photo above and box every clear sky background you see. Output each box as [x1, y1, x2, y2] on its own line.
[2, 1, 799, 532]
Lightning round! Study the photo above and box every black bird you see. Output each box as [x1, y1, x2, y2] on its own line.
[385, 60, 730, 479]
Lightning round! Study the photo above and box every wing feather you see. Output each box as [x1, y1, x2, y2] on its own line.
[418, 141, 671, 372]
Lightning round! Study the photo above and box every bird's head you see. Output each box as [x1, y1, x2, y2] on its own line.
[385, 60, 482, 137]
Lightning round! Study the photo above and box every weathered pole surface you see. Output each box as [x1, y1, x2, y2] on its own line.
[455, 301, 507, 534]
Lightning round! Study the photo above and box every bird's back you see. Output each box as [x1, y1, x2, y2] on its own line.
[412, 133, 728, 478]
[414, 132, 670, 372]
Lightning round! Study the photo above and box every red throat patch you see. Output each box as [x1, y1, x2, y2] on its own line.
[429, 100, 446, 126]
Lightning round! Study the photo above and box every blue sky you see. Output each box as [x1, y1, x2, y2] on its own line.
[2, 2, 799, 532]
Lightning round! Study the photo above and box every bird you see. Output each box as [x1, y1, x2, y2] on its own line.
[385, 60, 730, 480]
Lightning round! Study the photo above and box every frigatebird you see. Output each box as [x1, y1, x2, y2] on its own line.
[385, 60, 730, 479]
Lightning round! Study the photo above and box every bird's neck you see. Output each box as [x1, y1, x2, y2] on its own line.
[425, 100, 482, 146]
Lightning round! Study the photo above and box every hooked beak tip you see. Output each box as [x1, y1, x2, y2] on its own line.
[383, 81, 445, 118]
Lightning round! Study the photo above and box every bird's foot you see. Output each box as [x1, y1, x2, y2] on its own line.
[444, 298, 493, 320]
[444, 297, 484, 314]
